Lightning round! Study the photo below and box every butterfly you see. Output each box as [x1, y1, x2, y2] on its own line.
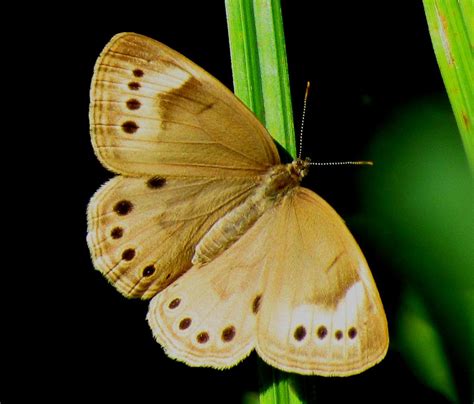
[87, 32, 388, 376]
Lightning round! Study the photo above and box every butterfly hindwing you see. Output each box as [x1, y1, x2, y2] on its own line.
[87, 175, 259, 299]
[256, 188, 389, 376]
[147, 206, 274, 367]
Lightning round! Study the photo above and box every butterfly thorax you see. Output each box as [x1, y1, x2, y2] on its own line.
[264, 158, 309, 199]
[192, 159, 308, 266]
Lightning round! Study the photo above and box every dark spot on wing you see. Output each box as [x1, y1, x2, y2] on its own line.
[122, 120, 139, 134]
[113, 200, 133, 215]
[146, 176, 166, 189]
[221, 326, 236, 342]
[142, 265, 155, 277]
[252, 295, 262, 314]
[317, 326, 328, 339]
[122, 248, 135, 261]
[293, 326, 307, 341]
[348, 327, 357, 339]
[110, 227, 123, 239]
[168, 298, 181, 309]
[179, 318, 192, 330]
[126, 99, 141, 110]
[196, 332, 209, 344]
[128, 82, 141, 90]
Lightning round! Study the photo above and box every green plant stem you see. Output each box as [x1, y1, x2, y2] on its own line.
[225, 0, 296, 157]
[225, 0, 303, 403]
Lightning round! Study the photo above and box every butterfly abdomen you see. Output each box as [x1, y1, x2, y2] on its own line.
[192, 162, 303, 265]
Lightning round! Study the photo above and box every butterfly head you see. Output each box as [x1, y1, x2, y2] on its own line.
[290, 158, 311, 180]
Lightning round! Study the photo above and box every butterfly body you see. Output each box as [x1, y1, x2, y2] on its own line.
[193, 159, 307, 265]
[88, 33, 388, 376]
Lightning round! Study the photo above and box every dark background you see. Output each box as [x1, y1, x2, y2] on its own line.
[6, 1, 469, 403]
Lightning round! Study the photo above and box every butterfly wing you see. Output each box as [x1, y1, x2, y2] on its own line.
[147, 206, 274, 368]
[147, 186, 388, 374]
[90, 32, 280, 177]
[87, 175, 259, 299]
[256, 187, 389, 376]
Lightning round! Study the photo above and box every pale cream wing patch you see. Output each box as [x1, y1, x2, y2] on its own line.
[90, 32, 280, 177]
[256, 187, 389, 376]
[147, 207, 276, 368]
[87, 175, 258, 299]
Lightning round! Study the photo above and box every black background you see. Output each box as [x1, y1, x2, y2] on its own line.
[6, 1, 458, 403]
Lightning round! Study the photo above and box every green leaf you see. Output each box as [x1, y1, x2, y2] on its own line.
[422, 0, 474, 175]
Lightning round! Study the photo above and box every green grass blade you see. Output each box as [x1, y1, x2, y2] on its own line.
[225, 0, 302, 402]
[253, 0, 296, 157]
[422, 0, 474, 174]
[225, 0, 296, 158]
[225, 0, 265, 122]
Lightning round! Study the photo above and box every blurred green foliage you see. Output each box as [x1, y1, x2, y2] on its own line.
[397, 288, 457, 401]
[362, 96, 473, 402]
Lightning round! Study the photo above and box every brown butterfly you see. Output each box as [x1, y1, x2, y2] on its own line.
[87, 32, 388, 375]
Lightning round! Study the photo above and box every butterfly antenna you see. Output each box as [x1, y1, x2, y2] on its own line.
[298, 81, 373, 167]
[309, 161, 374, 166]
[298, 81, 311, 159]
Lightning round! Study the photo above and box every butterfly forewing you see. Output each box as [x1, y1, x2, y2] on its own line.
[90, 33, 280, 177]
